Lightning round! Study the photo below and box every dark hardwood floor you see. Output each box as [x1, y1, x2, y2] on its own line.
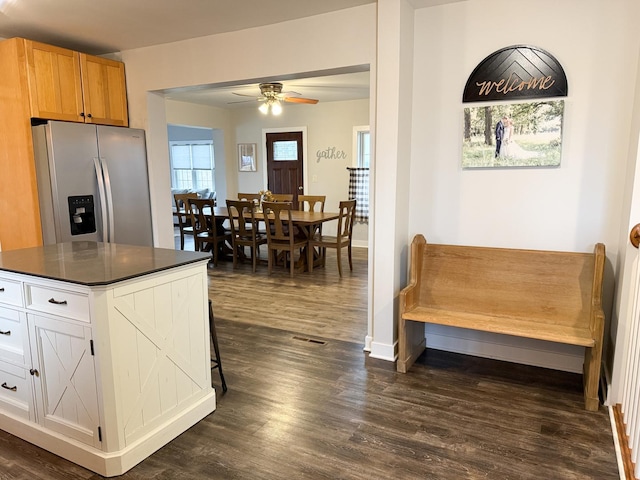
[0, 238, 619, 479]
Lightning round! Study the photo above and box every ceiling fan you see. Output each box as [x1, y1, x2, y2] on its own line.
[230, 82, 319, 115]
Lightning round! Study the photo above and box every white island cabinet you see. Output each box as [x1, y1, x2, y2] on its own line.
[0, 242, 215, 476]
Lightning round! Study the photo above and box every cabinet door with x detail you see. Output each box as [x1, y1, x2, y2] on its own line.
[28, 313, 101, 448]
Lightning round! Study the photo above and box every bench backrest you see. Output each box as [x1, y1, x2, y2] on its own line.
[410, 235, 605, 329]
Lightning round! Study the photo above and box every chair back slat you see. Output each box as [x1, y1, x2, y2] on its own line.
[227, 200, 259, 238]
[262, 201, 294, 242]
[188, 198, 216, 237]
[238, 193, 261, 202]
[271, 194, 294, 202]
[174, 192, 199, 224]
[336, 200, 356, 241]
[298, 195, 326, 212]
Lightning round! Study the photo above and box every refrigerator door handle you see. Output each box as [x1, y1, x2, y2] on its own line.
[100, 157, 116, 243]
[93, 157, 109, 242]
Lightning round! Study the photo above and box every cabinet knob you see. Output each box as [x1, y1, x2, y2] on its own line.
[87, 113, 92, 118]
[80, 112, 85, 117]
[29, 369, 39, 377]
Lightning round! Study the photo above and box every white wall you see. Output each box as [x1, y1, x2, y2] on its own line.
[231, 98, 370, 243]
[408, 0, 640, 372]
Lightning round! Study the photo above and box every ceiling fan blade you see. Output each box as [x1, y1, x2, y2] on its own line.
[227, 98, 260, 104]
[232, 92, 259, 98]
[283, 97, 319, 104]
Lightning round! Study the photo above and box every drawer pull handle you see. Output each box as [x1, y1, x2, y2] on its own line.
[1, 382, 17, 392]
[0, 287, 4, 292]
[48, 298, 68, 305]
[0, 330, 10, 336]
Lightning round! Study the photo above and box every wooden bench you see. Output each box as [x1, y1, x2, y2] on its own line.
[397, 234, 606, 411]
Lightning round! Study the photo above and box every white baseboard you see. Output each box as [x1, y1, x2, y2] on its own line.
[368, 339, 397, 361]
[363, 334, 373, 352]
[424, 324, 584, 373]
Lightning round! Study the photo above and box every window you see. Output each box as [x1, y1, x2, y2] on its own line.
[350, 126, 370, 222]
[170, 142, 214, 190]
[353, 126, 370, 168]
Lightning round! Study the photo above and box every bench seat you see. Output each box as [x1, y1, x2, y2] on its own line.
[403, 307, 595, 347]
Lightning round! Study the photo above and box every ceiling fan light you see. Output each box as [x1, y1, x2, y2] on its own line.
[258, 102, 269, 114]
[271, 101, 282, 115]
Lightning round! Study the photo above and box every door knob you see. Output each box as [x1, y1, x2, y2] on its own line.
[298, 186, 303, 191]
[631, 224, 640, 248]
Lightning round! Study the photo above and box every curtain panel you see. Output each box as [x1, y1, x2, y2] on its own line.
[347, 167, 369, 222]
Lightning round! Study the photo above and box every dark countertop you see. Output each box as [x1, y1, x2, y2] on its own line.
[0, 242, 211, 286]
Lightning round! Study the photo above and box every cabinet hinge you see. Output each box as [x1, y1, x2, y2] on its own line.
[98, 426, 102, 442]
[90, 339, 95, 356]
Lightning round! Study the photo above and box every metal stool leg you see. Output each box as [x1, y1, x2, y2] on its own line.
[208, 299, 227, 392]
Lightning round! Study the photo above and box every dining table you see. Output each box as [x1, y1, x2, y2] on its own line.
[208, 206, 340, 271]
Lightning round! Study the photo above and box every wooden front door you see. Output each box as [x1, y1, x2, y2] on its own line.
[266, 131, 303, 207]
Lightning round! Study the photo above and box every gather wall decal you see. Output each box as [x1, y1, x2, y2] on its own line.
[316, 146, 347, 162]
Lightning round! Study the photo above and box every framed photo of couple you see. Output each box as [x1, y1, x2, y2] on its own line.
[461, 99, 564, 169]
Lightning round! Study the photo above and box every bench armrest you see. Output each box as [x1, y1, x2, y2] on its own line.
[399, 234, 427, 315]
[590, 243, 606, 337]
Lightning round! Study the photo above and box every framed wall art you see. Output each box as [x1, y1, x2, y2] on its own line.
[462, 100, 564, 169]
[238, 143, 257, 172]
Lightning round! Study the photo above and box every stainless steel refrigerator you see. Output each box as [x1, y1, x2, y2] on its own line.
[32, 121, 153, 246]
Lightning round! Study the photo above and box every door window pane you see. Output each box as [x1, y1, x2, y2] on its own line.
[273, 141, 298, 161]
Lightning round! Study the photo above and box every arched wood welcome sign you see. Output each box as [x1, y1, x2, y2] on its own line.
[463, 45, 567, 103]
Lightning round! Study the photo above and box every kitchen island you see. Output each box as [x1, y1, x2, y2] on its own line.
[0, 242, 215, 476]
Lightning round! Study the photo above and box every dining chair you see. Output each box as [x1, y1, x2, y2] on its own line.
[188, 197, 232, 266]
[262, 201, 307, 278]
[174, 192, 199, 250]
[298, 195, 326, 212]
[226, 199, 267, 272]
[308, 200, 356, 276]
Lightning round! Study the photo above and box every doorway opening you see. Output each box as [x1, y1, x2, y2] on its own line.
[168, 124, 218, 251]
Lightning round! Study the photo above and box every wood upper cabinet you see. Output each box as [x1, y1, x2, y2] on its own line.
[24, 40, 128, 127]
[80, 54, 128, 126]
